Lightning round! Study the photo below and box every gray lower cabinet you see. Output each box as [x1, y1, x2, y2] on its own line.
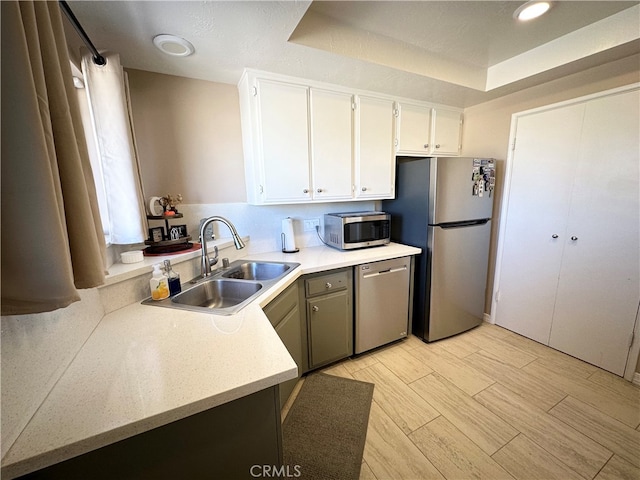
[303, 268, 353, 370]
[263, 282, 302, 406]
[20, 387, 282, 480]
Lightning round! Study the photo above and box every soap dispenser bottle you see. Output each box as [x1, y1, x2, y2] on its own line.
[150, 263, 170, 300]
[163, 259, 181, 296]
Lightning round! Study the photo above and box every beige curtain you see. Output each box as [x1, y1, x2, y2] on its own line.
[1, 1, 106, 315]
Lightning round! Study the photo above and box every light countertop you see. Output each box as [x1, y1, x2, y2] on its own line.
[1, 242, 420, 478]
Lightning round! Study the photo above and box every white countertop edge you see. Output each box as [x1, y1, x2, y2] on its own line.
[252, 243, 422, 305]
[2, 243, 420, 478]
[1, 366, 296, 480]
[251, 243, 422, 277]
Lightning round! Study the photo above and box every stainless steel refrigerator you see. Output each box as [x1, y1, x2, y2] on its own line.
[382, 156, 496, 342]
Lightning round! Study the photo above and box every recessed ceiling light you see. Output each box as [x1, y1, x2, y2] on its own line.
[152, 34, 195, 57]
[514, 1, 552, 21]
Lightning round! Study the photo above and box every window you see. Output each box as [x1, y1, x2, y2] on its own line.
[72, 62, 111, 242]
[71, 54, 147, 249]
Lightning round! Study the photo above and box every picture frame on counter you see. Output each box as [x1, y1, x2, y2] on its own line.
[174, 225, 188, 238]
[149, 226, 165, 243]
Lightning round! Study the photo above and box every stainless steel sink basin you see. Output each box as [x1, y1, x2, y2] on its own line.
[172, 279, 262, 310]
[142, 259, 299, 315]
[222, 262, 291, 281]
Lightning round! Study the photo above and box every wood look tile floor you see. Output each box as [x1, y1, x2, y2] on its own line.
[282, 323, 640, 480]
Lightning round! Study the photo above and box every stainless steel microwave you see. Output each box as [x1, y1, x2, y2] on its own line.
[323, 212, 391, 250]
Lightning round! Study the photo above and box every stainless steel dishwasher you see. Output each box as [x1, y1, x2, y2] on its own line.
[355, 256, 412, 354]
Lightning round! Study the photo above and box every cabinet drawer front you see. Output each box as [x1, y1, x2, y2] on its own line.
[263, 283, 299, 328]
[305, 271, 350, 297]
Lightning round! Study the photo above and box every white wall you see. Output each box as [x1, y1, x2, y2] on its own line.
[172, 202, 376, 255]
[127, 69, 247, 204]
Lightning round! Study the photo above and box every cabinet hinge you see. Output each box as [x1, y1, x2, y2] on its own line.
[259, 185, 264, 194]
[629, 331, 635, 349]
[252, 86, 258, 97]
[495, 290, 501, 303]
[393, 108, 399, 118]
[394, 138, 399, 147]
[352, 102, 357, 111]
[511, 138, 516, 151]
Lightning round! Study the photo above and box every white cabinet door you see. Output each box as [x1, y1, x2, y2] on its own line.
[355, 95, 396, 199]
[396, 102, 432, 155]
[494, 103, 585, 344]
[256, 79, 310, 203]
[431, 108, 462, 156]
[549, 90, 640, 375]
[309, 89, 354, 201]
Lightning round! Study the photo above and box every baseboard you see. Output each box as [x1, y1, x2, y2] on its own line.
[633, 372, 640, 387]
[483, 313, 493, 324]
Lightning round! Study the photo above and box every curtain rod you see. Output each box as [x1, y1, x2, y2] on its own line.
[58, 0, 106, 66]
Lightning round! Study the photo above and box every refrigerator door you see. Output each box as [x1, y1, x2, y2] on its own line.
[430, 157, 494, 224]
[427, 220, 491, 341]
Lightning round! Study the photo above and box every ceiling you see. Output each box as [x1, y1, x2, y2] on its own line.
[65, 1, 640, 108]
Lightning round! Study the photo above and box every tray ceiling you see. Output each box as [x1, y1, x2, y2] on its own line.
[65, 1, 640, 107]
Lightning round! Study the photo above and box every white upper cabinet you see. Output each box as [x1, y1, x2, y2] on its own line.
[239, 69, 462, 205]
[355, 95, 396, 199]
[395, 102, 432, 154]
[431, 108, 463, 156]
[239, 75, 311, 204]
[309, 89, 354, 201]
[255, 79, 311, 204]
[395, 102, 463, 157]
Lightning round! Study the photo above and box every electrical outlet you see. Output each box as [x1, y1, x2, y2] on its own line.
[303, 218, 320, 232]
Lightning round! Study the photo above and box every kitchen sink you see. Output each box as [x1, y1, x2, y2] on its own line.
[222, 261, 291, 281]
[142, 259, 299, 315]
[172, 279, 262, 310]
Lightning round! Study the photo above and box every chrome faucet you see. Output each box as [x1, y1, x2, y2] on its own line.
[199, 216, 246, 277]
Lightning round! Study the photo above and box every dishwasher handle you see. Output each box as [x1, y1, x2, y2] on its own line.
[362, 265, 407, 279]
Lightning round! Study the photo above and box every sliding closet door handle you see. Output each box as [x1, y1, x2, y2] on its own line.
[571, 236, 578, 241]
[551, 234, 559, 239]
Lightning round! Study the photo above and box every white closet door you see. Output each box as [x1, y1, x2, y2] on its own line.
[494, 103, 585, 344]
[549, 90, 640, 375]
